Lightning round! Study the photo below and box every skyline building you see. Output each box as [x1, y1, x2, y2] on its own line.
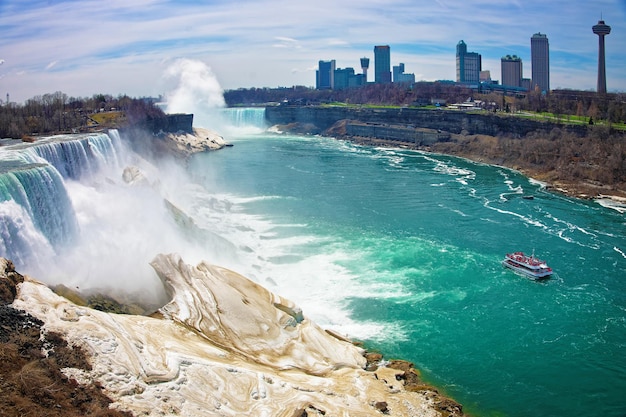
[316, 60, 335, 90]
[592, 19, 611, 94]
[456, 40, 481, 84]
[334, 67, 366, 89]
[374, 45, 391, 84]
[531, 33, 550, 93]
[501, 55, 523, 88]
[334, 67, 355, 89]
[393, 63, 415, 84]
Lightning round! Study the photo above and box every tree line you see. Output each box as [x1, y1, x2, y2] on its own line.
[3, 85, 625, 139]
[0, 92, 166, 139]
[225, 83, 626, 125]
[224, 83, 477, 107]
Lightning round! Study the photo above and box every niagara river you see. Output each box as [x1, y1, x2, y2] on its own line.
[1, 107, 625, 416]
[192, 108, 626, 417]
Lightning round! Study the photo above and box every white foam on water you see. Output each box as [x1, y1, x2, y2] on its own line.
[152, 178, 406, 341]
[596, 197, 626, 213]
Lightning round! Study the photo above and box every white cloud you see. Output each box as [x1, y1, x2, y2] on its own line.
[0, 0, 624, 102]
[273, 37, 302, 49]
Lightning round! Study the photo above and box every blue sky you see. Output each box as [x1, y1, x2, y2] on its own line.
[1, 0, 625, 103]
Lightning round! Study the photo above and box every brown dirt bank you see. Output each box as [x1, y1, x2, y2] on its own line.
[0, 259, 133, 417]
[432, 132, 626, 201]
[334, 129, 626, 201]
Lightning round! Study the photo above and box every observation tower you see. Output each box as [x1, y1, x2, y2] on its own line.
[592, 19, 611, 94]
[360, 57, 370, 83]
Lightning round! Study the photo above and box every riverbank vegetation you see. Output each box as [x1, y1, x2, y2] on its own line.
[0, 92, 166, 138]
[431, 127, 626, 198]
[224, 82, 626, 127]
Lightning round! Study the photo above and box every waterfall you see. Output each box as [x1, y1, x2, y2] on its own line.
[25, 132, 122, 180]
[0, 157, 77, 268]
[0, 131, 122, 271]
[0, 200, 57, 268]
[221, 108, 267, 129]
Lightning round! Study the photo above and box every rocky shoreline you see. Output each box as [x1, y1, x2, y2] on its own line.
[160, 126, 232, 156]
[309, 131, 626, 213]
[265, 104, 625, 211]
[120, 125, 232, 160]
[1, 256, 464, 417]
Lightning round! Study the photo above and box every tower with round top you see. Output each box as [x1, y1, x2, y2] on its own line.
[592, 19, 611, 93]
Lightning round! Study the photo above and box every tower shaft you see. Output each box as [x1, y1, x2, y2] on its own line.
[592, 20, 611, 94]
[597, 35, 607, 93]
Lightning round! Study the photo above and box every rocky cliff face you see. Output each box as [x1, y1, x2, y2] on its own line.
[265, 105, 589, 138]
[144, 113, 195, 134]
[121, 126, 229, 159]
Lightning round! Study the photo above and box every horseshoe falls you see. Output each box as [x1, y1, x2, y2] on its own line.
[2, 108, 626, 417]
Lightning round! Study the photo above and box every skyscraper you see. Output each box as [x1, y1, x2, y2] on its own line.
[456, 40, 481, 84]
[592, 19, 611, 94]
[316, 60, 335, 90]
[334, 67, 356, 90]
[393, 63, 415, 84]
[531, 33, 550, 93]
[374, 45, 391, 84]
[501, 55, 523, 88]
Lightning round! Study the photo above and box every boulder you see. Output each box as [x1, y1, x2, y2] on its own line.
[0, 258, 24, 305]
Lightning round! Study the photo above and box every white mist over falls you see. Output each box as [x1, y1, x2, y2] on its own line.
[1, 60, 347, 336]
[162, 59, 265, 136]
[0, 60, 266, 310]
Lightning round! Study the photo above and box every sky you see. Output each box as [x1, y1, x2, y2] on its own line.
[1, 0, 625, 104]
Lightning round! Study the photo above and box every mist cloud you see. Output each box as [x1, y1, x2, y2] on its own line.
[164, 59, 225, 115]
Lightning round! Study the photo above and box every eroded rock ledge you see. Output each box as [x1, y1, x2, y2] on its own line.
[5, 255, 464, 417]
[161, 126, 231, 157]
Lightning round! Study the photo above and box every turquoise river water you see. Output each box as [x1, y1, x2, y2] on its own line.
[189, 108, 626, 417]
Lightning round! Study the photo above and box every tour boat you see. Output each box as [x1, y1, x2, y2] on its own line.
[502, 251, 553, 280]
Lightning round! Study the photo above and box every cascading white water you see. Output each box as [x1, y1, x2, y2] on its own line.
[26, 133, 122, 179]
[0, 151, 78, 263]
[162, 59, 268, 137]
[0, 123, 251, 309]
[0, 130, 172, 304]
[218, 108, 268, 135]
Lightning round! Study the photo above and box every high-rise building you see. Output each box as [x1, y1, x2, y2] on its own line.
[334, 67, 356, 90]
[531, 33, 550, 93]
[592, 19, 611, 94]
[316, 60, 335, 90]
[374, 45, 391, 84]
[393, 63, 415, 84]
[456, 40, 467, 82]
[480, 70, 492, 83]
[501, 55, 523, 88]
[456, 40, 481, 84]
[393, 63, 404, 82]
